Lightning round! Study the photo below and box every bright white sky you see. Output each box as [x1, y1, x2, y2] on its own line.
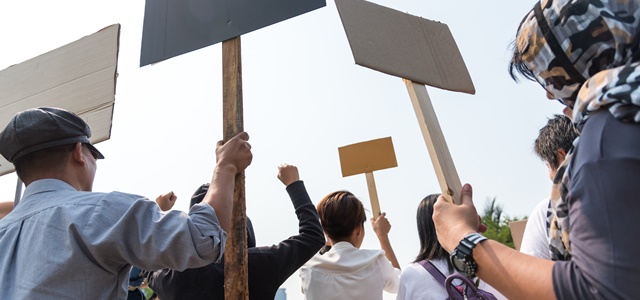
[0, 0, 559, 299]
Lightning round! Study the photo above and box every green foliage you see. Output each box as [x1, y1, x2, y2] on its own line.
[141, 287, 155, 299]
[481, 197, 523, 249]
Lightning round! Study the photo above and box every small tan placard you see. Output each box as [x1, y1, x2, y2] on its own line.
[338, 136, 397, 177]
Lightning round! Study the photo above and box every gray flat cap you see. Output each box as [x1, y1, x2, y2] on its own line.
[0, 107, 104, 163]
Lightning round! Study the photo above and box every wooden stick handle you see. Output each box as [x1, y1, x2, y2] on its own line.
[365, 172, 381, 217]
[404, 79, 462, 205]
[222, 36, 248, 300]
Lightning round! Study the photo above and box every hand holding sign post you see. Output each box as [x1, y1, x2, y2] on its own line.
[338, 137, 397, 217]
[335, 0, 475, 204]
[140, 1, 325, 298]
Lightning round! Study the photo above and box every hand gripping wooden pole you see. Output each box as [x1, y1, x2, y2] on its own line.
[404, 80, 462, 204]
[222, 36, 249, 300]
[334, 0, 475, 205]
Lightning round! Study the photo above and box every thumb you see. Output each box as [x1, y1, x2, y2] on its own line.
[460, 184, 473, 206]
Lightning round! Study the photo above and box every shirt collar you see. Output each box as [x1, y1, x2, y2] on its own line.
[22, 179, 76, 199]
[331, 241, 356, 250]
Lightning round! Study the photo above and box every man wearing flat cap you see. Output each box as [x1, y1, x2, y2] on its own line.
[0, 107, 253, 299]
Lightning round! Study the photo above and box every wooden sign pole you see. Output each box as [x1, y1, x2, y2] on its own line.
[222, 36, 249, 300]
[404, 79, 462, 205]
[364, 172, 381, 217]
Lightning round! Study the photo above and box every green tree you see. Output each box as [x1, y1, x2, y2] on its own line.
[481, 197, 522, 249]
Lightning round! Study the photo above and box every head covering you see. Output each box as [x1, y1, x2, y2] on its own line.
[0, 107, 104, 163]
[514, 0, 640, 261]
[515, 0, 640, 126]
[190, 183, 256, 248]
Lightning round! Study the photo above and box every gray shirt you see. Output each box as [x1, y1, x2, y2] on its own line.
[0, 179, 226, 299]
[552, 111, 640, 299]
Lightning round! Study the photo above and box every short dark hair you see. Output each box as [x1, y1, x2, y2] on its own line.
[316, 191, 366, 241]
[14, 143, 76, 181]
[414, 194, 450, 267]
[190, 183, 256, 248]
[534, 114, 579, 170]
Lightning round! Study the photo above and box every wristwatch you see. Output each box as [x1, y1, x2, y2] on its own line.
[449, 232, 487, 277]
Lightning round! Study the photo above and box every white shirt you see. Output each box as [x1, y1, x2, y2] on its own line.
[520, 198, 551, 259]
[396, 259, 507, 300]
[300, 241, 401, 300]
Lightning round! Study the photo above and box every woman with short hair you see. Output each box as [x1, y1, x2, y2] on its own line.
[300, 191, 400, 300]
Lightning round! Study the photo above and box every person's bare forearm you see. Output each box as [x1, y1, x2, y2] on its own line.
[474, 239, 555, 300]
[203, 164, 237, 232]
[377, 234, 400, 269]
[0, 201, 13, 220]
[434, 184, 556, 300]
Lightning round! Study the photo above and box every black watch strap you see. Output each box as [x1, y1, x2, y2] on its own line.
[461, 232, 487, 250]
[451, 232, 487, 277]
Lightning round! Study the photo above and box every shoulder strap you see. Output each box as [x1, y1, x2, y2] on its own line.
[418, 260, 447, 286]
[445, 274, 499, 300]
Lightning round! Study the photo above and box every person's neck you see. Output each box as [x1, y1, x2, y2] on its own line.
[26, 174, 84, 191]
[332, 237, 359, 248]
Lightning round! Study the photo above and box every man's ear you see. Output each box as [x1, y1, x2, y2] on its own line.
[71, 142, 86, 165]
[557, 148, 567, 162]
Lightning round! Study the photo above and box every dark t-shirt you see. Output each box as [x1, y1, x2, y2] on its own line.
[552, 112, 640, 299]
[147, 181, 325, 300]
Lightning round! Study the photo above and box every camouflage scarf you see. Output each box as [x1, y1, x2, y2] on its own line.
[516, 0, 640, 260]
[548, 145, 573, 260]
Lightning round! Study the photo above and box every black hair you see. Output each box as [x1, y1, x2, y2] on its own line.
[508, 39, 536, 82]
[508, 7, 537, 83]
[414, 194, 452, 272]
[190, 183, 256, 248]
[14, 143, 76, 182]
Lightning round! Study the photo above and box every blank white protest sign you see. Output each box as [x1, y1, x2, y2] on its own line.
[0, 24, 120, 176]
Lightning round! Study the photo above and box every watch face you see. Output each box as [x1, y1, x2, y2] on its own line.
[450, 251, 467, 272]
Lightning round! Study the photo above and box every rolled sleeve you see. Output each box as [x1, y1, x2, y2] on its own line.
[188, 203, 227, 262]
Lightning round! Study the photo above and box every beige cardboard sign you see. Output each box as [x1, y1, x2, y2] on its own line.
[509, 219, 528, 251]
[338, 137, 397, 217]
[0, 24, 120, 176]
[338, 136, 397, 177]
[335, 0, 475, 94]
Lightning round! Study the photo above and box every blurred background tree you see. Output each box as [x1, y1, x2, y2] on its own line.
[481, 197, 523, 249]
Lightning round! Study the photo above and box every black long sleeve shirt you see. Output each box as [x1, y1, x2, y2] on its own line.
[147, 180, 325, 300]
